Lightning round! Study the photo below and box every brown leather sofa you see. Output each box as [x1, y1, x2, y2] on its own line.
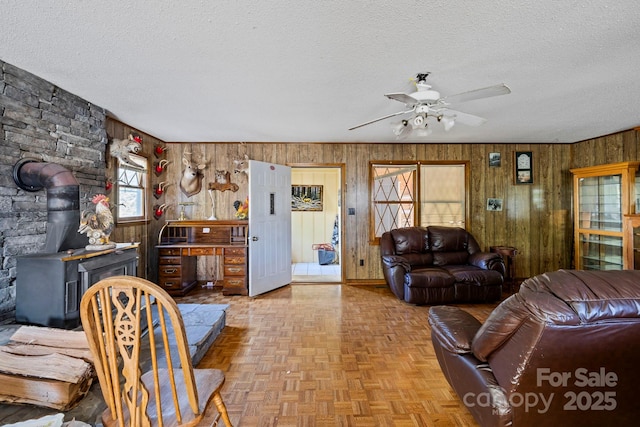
[429, 269, 640, 426]
[380, 226, 505, 305]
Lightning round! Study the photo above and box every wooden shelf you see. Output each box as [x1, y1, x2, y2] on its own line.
[571, 162, 640, 270]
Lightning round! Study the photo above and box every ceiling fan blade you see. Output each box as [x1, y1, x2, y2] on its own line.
[384, 93, 419, 106]
[441, 109, 487, 127]
[348, 108, 414, 130]
[439, 83, 511, 105]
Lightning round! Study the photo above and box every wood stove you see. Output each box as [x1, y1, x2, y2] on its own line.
[16, 244, 138, 328]
[12, 159, 139, 329]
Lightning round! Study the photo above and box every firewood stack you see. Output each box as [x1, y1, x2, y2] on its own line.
[0, 326, 95, 411]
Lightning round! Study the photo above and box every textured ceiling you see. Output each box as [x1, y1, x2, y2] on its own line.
[1, 0, 639, 144]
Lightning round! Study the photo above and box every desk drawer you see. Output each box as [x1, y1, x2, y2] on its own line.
[159, 266, 182, 277]
[224, 255, 246, 265]
[159, 278, 182, 289]
[159, 256, 181, 265]
[159, 248, 181, 256]
[223, 278, 248, 296]
[159, 277, 196, 292]
[188, 247, 214, 256]
[224, 265, 246, 276]
[225, 247, 246, 256]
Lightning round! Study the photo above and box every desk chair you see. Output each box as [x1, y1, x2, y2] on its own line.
[80, 276, 232, 426]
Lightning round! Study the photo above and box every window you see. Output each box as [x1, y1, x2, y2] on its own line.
[116, 153, 148, 222]
[371, 164, 417, 239]
[370, 161, 468, 242]
[420, 164, 466, 227]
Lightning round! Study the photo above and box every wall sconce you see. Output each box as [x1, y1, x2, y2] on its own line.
[154, 159, 170, 176]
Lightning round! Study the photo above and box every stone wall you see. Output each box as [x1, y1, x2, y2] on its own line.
[0, 60, 108, 323]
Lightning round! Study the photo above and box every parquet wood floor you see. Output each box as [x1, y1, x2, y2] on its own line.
[177, 284, 500, 426]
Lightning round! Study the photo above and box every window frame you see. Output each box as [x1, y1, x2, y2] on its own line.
[115, 153, 148, 224]
[369, 162, 418, 243]
[369, 160, 470, 244]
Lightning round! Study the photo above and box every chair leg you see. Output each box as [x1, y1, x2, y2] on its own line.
[212, 392, 233, 427]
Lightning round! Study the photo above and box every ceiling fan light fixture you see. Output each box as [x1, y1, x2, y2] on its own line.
[441, 116, 455, 131]
[349, 73, 510, 138]
[414, 127, 432, 137]
[391, 120, 409, 137]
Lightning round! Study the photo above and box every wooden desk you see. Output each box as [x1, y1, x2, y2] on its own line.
[157, 220, 248, 296]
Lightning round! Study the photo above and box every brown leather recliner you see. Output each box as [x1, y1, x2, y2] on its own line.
[380, 226, 505, 305]
[429, 269, 640, 426]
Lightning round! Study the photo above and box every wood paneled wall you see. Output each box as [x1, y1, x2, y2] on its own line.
[571, 129, 640, 169]
[108, 115, 638, 285]
[105, 119, 166, 280]
[158, 141, 574, 283]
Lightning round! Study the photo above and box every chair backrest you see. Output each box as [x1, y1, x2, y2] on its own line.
[80, 275, 201, 426]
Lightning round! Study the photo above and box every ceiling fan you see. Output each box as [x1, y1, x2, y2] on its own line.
[348, 73, 511, 138]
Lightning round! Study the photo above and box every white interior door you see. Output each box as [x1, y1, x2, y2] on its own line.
[248, 160, 292, 296]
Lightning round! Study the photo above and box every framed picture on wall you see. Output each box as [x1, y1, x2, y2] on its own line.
[487, 198, 503, 211]
[291, 185, 323, 211]
[489, 152, 501, 167]
[514, 151, 533, 184]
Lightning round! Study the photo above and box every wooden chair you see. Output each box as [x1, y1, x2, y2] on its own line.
[80, 276, 233, 426]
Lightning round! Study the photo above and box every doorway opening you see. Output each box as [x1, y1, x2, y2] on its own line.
[289, 164, 344, 283]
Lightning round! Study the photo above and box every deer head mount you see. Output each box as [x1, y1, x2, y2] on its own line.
[233, 154, 250, 178]
[179, 150, 207, 197]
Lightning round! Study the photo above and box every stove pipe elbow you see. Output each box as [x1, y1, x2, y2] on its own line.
[13, 158, 88, 253]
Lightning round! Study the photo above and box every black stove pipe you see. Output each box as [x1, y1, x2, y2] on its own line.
[13, 158, 88, 253]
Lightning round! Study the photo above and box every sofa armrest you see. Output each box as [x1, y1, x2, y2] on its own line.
[428, 306, 482, 354]
[381, 254, 411, 271]
[381, 255, 411, 300]
[468, 252, 506, 276]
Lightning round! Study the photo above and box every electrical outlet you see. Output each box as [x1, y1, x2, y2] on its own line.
[359, 259, 364, 266]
